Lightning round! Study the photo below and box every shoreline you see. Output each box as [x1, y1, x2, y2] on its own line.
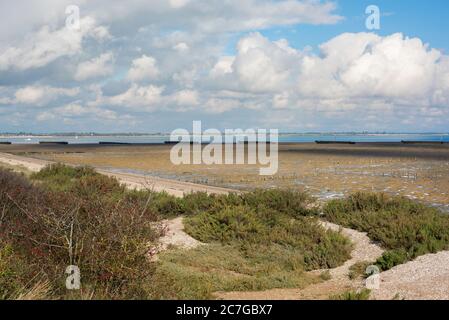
[0, 152, 236, 197]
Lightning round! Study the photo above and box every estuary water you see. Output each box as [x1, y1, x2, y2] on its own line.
[1, 133, 448, 144]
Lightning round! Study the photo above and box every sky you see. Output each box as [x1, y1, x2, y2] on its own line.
[0, 0, 448, 133]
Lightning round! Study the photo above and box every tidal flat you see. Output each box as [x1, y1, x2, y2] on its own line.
[2, 142, 449, 211]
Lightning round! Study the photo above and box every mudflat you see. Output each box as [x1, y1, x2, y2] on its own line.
[1, 142, 449, 210]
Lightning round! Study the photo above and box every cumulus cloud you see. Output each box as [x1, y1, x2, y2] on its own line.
[234, 33, 302, 92]
[126, 55, 160, 82]
[2, 0, 449, 132]
[0, 16, 110, 71]
[169, 0, 191, 9]
[173, 42, 189, 53]
[14, 85, 79, 105]
[297, 33, 442, 101]
[91, 84, 164, 111]
[171, 89, 199, 106]
[37, 102, 125, 124]
[74, 52, 114, 81]
[56, 103, 120, 120]
[210, 32, 449, 114]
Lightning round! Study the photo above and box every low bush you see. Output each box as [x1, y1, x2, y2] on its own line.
[31, 163, 98, 191]
[1, 167, 161, 299]
[185, 205, 352, 271]
[324, 192, 449, 270]
[330, 289, 371, 300]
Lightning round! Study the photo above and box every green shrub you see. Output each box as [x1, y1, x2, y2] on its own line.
[376, 249, 409, 270]
[185, 205, 352, 271]
[241, 189, 317, 217]
[324, 192, 449, 270]
[348, 261, 372, 280]
[330, 289, 371, 300]
[69, 174, 126, 199]
[31, 163, 98, 191]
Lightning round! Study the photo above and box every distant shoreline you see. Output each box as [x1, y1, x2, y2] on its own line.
[1, 133, 449, 144]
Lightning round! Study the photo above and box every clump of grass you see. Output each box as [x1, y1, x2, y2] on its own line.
[348, 261, 372, 280]
[324, 192, 449, 270]
[320, 270, 332, 281]
[330, 289, 371, 300]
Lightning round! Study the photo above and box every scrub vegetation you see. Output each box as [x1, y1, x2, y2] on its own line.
[2, 163, 447, 300]
[324, 192, 449, 270]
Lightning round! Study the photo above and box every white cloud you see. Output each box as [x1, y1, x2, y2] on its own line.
[41, 101, 125, 122]
[2, 1, 449, 132]
[14, 86, 79, 105]
[54, 102, 90, 116]
[210, 33, 302, 92]
[203, 98, 240, 114]
[209, 32, 449, 115]
[169, 0, 191, 9]
[36, 111, 56, 122]
[298, 33, 442, 100]
[173, 42, 189, 53]
[0, 16, 110, 71]
[126, 55, 160, 82]
[172, 89, 199, 106]
[91, 84, 164, 111]
[210, 56, 235, 77]
[74, 52, 114, 81]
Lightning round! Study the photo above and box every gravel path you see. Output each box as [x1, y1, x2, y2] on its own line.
[372, 251, 449, 300]
[157, 217, 202, 250]
[149, 217, 202, 261]
[316, 221, 385, 279]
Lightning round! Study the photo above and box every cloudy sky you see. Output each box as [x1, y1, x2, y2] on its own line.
[1, 0, 448, 133]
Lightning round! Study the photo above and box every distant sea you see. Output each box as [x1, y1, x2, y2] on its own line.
[1, 133, 448, 144]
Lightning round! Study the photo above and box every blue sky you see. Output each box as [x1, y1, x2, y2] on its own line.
[0, 0, 449, 133]
[258, 0, 449, 53]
